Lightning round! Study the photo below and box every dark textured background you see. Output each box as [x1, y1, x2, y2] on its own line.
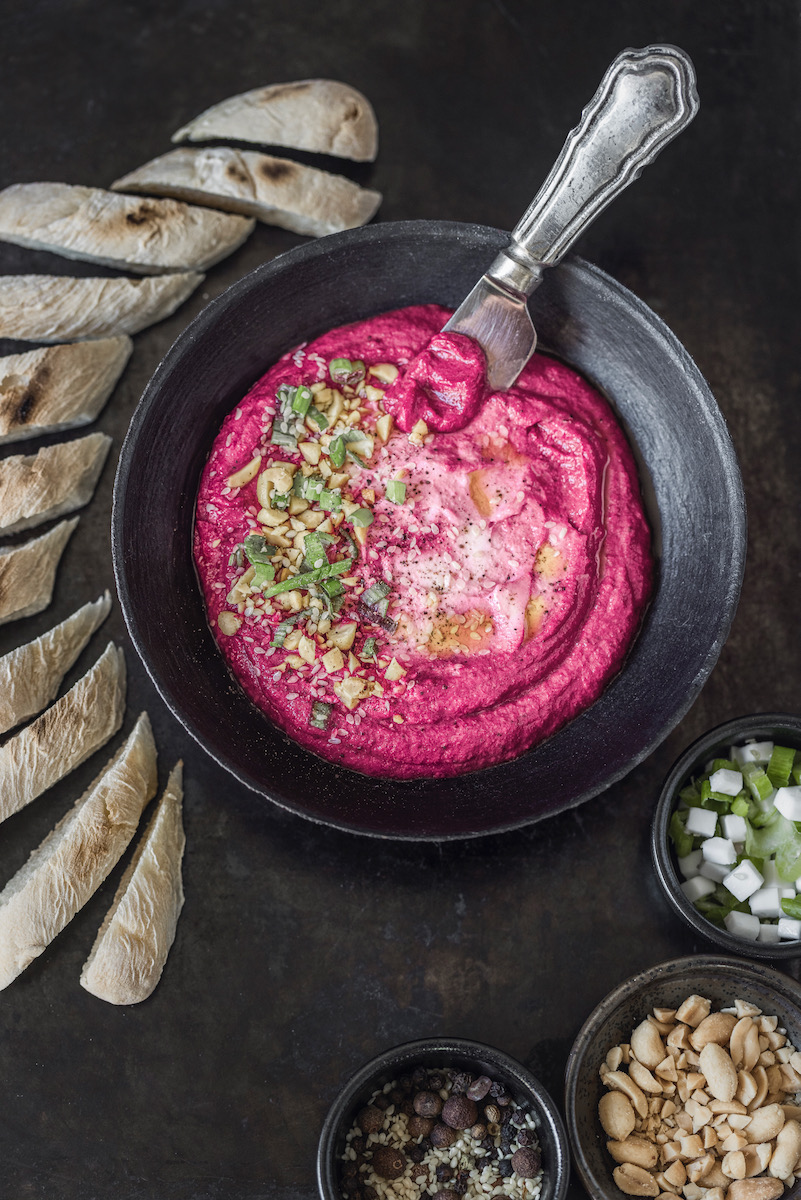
[0, 1, 799, 1197]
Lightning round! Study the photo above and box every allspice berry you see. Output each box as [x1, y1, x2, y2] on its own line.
[511, 1147, 541, 1178]
[357, 1105, 385, 1135]
[441, 1095, 478, 1130]
[413, 1090, 443, 1118]
[430, 1122, 457, 1149]
[371, 1145, 407, 1180]
[407, 1115, 435, 1138]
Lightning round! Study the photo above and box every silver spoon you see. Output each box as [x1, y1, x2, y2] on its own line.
[444, 44, 699, 390]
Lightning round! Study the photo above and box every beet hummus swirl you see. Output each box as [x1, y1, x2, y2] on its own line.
[194, 303, 652, 779]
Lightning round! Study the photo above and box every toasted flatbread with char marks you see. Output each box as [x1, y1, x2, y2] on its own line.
[0, 273, 203, 343]
[0, 641, 126, 825]
[0, 516, 78, 626]
[81, 760, 185, 1005]
[113, 146, 382, 238]
[172, 79, 378, 161]
[0, 592, 111, 735]
[0, 431, 111, 535]
[0, 337, 132, 446]
[0, 184, 254, 274]
[0, 711, 157, 991]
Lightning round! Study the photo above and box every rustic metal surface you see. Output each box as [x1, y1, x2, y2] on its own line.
[0, 2, 799, 1198]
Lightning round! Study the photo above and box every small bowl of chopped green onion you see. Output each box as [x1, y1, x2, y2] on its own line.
[652, 714, 801, 958]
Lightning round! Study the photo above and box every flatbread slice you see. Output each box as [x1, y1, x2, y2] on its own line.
[80, 760, 185, 1005]
[113, 146, 382, 238]
[0, 431, 112, 535]
[0, 711, 157, 991]
[0, 516, 78, 626]
[0, 337, 132, 445]
[0, 591, 111, 735]
[0, 184, 255, 274]
[0, 273, 203, 343]
[0, 641, 126, 824]
[172, 79, 378, 162]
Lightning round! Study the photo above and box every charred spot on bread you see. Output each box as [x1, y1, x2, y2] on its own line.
[125, 203, 160, 226]
[258, 159, 295, 183]
[225, 162, 250, 185]
[0, 363, 49, 428]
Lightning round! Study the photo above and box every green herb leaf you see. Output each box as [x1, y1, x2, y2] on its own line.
[781, 895, 801, 920]
[349, 508, 374, 528]
[243, 534, 276, 565]
[261, 555, 354, 599]
[310, 700, 333, 730]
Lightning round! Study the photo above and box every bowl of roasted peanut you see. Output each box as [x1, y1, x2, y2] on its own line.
[564, 955, 801, 1200]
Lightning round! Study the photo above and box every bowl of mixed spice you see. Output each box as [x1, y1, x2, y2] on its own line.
[316, 1037, 570, 1200]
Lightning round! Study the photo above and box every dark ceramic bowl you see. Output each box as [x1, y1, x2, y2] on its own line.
[316, 1037, 570, 1200]
[565, 954, 801, 1200]
[112, 219, 746, 839]
[652, 713, 801, 959]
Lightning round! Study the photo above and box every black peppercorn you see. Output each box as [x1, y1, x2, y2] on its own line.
[371, 1146, 407, 1180]
[351, 1137, 365, 1155]
[511, 1147, 541, 1178]
[498, 1159, 513, 1178]
[408, 1144, 426, 1164]
[435, 1165, 453, 1182]
[363, 1189, 378, 1200]
[373, 1094, 391, 1112]
[427, 1071, 446, 1091]
[397, 1075, 414, 1094]
[414, 1090, 443, 1118]
[450, 1071, 472, 1095]
[441, 1096, 477, 1130]
[411, 1067, 428, 1089]
[408, 1114, 435, 1139]
[517, 1129, 533, 1146]
[389, 1088, 404, 1107]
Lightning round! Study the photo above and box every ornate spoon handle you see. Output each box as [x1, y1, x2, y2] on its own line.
[488, 45, 699, 298]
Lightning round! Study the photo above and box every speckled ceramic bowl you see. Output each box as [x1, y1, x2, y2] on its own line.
[317, 1037, 570, 1200]
[564, 955, 801, 1200]
[652, 714, 801, 960]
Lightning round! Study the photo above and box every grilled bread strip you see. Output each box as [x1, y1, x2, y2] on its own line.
[0, 184, 255, 274]
[113, 146, 381, 238]
[0, 592, 111, 735]
[172, 79, 378, 161]
[0, 711, 157, 991]
[0, 273, 203, 342]
[81, 760, 185, 1004]
[0, 516, 78, 626]
[0, 432, 111, 535]
[0, 641, 125, 824]
[0, 337, 132, 445]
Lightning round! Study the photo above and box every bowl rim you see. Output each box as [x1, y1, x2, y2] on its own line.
[564, 952, 801, 1200]
[316, 1035, 570, 1200]
[112, 218, 747, 839]
[652, 712, 801, 959]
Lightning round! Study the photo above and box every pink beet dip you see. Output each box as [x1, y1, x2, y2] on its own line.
[194, 303, 652, 779]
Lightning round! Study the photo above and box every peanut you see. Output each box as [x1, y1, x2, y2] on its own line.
[612, 1162, 659, 1196]
[599, 1091, 636, 1141]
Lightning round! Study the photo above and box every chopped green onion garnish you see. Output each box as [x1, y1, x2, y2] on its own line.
[261, 555, 354, 599]
[386, 479, 406, 504]
[329, 357, 365, 386]
[321, 577, 345, 599]
[301, 475, 325, 501]
[275, 383, 296, 412]
[228, 544, 245, 568]
[742, 761, 774, 802]
[291, 385, 313, 415]
[243, 533, 277, 565]
[310, 700, 333, 730]
[302, 532, 329, 573]
[768, 745, 795, 788]
[362, 580, 391, 607]
[362, 637, 378, 659]
[349, 508, 373, 528]
[270, 428, 297, 450]
[318, 488, 342, 512]
[307, 406, 329, 430]
[252, 561, 276, 588]
[271, 611, 304, 647]
[347, 449, 366, 468]
[272, 491, 290, 509]
[731, 795, 750, 817]
[668, 810, 694, 858]
[328, 435, 346, 468]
